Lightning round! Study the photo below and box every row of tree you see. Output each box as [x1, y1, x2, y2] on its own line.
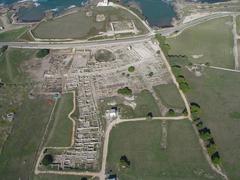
[155, 34, 191, 93]
[191, 103, 222, 165]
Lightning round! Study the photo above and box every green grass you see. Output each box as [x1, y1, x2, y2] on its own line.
[133, 90, 161, 117]
[33, 174, 93, 180]
[167, 16, 234, 68]
[0, 27, 27, 42]
[0, 47, 53, 180]
[180, 68, 240, 180]
[32, 9, 105, 39]
[153, 83, 185, 109]
[236, 15, 240, 35]
[107, 120, 220, 180]
[0, 48, 37, 83]
[46, 93, 74, 147]
[32, 6, 148, 40]
[19, 30, 35, 41]
[0, 98, 54, 180]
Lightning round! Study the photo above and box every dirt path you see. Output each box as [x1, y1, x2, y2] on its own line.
[34, 91, 76, 175]
[197, 63, 240, 73]
[232, 15, 239, 70]
[34, 99, 58, 175]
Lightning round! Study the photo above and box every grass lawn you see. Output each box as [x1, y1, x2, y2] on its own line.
[0, 97, 54, 180]
[0, 48, 37, 83]
[0, 27, 27, 42]
[167, 16, 234, 68]
[181, 67, 240, 180]
[46, 93, 74, 147]
[236, 15, 240, 35]
[32, 6, 148, 40]
[107, 120, 220, 180]
[238, 39, 240, 64]
[153, 83, 185, 109]
[33, 174, 93, 180]
[0, 47, 54, 180]
[133, 90, 161, 117]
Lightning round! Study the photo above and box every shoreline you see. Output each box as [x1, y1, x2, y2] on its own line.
[0, 0, 231, 29]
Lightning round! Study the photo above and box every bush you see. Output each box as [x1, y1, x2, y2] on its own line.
[149, 72, 154, 77]
[41, 154, 53, 166]
[190, 103, 201, 118]
[128, 66, 135, 73]
[120, 155, 130, 168]
[168, 109, 175, 116]
[0, 45, 8, 54]
[155, 34, 171, 55]
[117, 87, 132, 96]
[36, 49, 49, 58]
[211, 152, 221, 165]
[207, 144, 217, 155]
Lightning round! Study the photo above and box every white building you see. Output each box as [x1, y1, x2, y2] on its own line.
[97, 0, 109, 7]
[105, 108, 118, 120]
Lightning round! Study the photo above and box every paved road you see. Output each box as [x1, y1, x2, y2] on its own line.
[0, 34, 153, 49]
[0, 12, 239, 50]
[157, 12, 240, 36]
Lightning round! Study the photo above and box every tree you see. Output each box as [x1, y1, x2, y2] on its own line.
[190, 103, 201, 118]
[211, 152, 221, 165]
[41, 154, 53, 166]
[168, 109, 175, 116]
[149, 72, 154, 77]
[120, 155, 130, 168]
[128, 66, 135, 73]
[36, 49, 50, 58]
[81, 178, 88, 180]
[205, 62, 210, 66]
[147, 112, 153, 118]
[0, 45, 8, 54]
[117, 87, 132, 96]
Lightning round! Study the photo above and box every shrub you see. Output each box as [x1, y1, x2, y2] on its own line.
[117, 87, 132, 96]
[120, 155, 130, 168]
[128, 66, 135, 73]
[211, 152, 221, 165]
[36, 49, 49, 58]
[41, 154, 53, 166]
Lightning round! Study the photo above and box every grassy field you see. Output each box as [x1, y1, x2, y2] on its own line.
[153, 83, 185, 110]
[0, 48, 38, 152]
[107, 120, 220, 180]
[32, 6, 148, 40]
[238, 39, 240, 64]
[0, 48, 54, 179]
[180, 68, 240, 180]
[33, 174, 93, 180]
[46, 93, 74, 147]
[0, 27, 27, 42]
[0, 48, 37, 83]
[167, 16, 234, 68]
[0, 98, 54, 180]
[133, 90, 161, 117]
[236, 15, 240, 35]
